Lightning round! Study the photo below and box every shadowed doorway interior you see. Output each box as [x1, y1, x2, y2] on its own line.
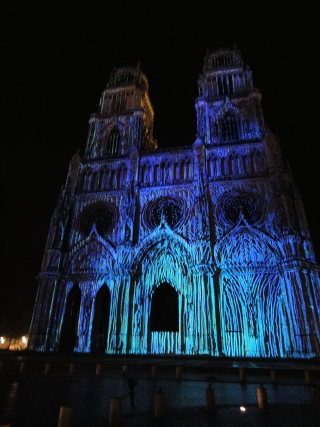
[91, 284, 111, 353]
[59, 284, 81, 352]
[151, 282, 179, 332]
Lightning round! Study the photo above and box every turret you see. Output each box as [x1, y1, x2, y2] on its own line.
[196, 45, 264, 145]
[85, 64, 157, 159]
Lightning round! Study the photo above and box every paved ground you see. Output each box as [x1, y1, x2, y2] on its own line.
[0, 353, 320, 426]
[0, 369, 319, 426]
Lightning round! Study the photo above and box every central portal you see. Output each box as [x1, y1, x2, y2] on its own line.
[151, 282, 179, 332]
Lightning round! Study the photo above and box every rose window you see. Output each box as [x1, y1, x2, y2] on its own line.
[151, 199, 181, 229]
[80, 204, 113, 237]
[224, 195, 257, 225]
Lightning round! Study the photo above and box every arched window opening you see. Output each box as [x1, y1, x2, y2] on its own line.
[110, 170, 116, 189]
[160, 163, 166, 182]
[91, 284, 111, 353]
[218, 76, 223, 95]
[154, 164, 159, 182]
[220, 112, 240, 142]
[107, 129, 121, 156]
[223, 75, 229, 94]
[92, 172, 98, 191]
[82, 170, 88, 190]
[100, 168, 107, 190]
[151, 283, 179, 332]
[87, 170, 93, 190]
[228, 75, 234, 94]
[164, 163, 171, 182]
[185, 161, 190, 179]
[60, 285, 81, 353]
[173, 163, 178, 180]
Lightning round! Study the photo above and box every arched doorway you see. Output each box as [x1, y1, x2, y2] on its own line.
[60, 284, 81, 353]
[91, 284, 111, 353]
[151, 282, 179, 332]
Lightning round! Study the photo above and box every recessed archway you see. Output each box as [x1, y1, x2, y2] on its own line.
[59, 284, 81, 353]
[91, 284, 111, 353]
[151, 282, 179, 332]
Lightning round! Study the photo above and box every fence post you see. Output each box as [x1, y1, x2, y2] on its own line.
[109, 398, 122, 426]
[152, 366, 157, 378]
[57, 406, 73, 427]
[270, 369, 277, 383]
[155, 387, 165, 418]
[206, 384, 216, 412]
[239, 368, 246, 382]
[176, 366, 182, 380]
[257, 385, 268, 409]
[305, 370, 312, 385]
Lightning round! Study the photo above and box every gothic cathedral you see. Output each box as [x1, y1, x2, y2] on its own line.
[29, 47, 320, 357]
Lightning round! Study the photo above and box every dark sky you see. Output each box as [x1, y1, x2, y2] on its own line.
[2, 1, 320, 331]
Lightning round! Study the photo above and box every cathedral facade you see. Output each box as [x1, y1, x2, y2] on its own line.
[28, 47, 320, 357]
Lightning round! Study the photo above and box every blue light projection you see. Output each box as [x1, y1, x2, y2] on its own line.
[28, 47, 320, 358]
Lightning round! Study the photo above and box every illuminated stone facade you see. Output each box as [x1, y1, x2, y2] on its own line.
[29, 47, 320, 357]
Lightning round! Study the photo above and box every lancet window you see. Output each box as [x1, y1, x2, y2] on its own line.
[107, 129, 121, 156]
[99, 167, 108, 190]
[181, 160, 190, 180]
[81, 168, 93, 191]
[220, 112, 240, 142]
[141, 162, 150, 184]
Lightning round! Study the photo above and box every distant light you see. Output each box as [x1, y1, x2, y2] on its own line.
[22, 336, 27, 344]
[240, 406, 246, 412]
[0, 337, 4, 344]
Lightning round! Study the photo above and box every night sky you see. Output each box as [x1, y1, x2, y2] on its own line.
[2, 1, 320, 334]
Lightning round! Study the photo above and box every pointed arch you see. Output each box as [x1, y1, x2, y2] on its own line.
[133, 224, 192, 273]
[214, 98, 242, 143]
[99, 166, 109, 190]
[91, 283, 111, 353]
[81, 167, 93, 191]
[66, 234, 117, 275]
[59, 284, 81, 353]
[151, 283, 179, 332]
[215, 224, 280, 269]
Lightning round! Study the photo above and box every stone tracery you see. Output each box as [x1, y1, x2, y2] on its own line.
[29, 48, 320, 358]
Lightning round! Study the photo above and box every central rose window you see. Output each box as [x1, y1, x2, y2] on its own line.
[151, 199, 181, 229]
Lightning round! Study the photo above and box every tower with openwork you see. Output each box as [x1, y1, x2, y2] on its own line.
[29, 48, 320, 358]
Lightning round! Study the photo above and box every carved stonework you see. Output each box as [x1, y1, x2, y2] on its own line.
[29, 48, 320, 358]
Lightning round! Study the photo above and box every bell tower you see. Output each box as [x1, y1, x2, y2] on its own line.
[85, 63, 157, 160]
[196, 45, 264, 145]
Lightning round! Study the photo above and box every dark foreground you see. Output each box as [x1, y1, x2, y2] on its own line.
[0, 352, 320, 426]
